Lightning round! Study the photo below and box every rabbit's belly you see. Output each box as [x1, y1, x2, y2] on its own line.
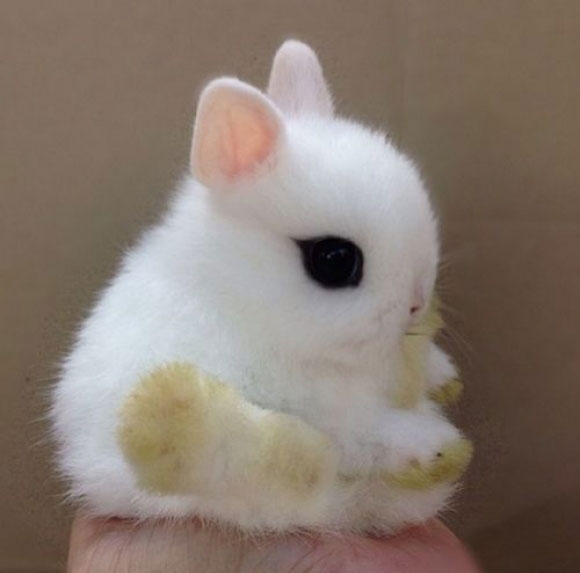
[242, 373, 389, 455]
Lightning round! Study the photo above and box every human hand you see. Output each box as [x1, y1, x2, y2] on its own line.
[68, 516, 480, 572]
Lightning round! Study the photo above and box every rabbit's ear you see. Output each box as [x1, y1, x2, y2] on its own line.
[267, 40, 333, 117]
[191, 78, 284, 188]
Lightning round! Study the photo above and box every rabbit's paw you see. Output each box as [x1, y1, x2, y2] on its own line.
[383, 438, 473, 490]
[118, 362, 223, 493]
[429, 378, 463, 407]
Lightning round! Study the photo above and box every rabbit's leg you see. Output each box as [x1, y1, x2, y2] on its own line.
[118, 363, 338, 502]
[425, 344, 463, 406]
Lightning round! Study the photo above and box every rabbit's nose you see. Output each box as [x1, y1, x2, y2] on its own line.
[410, 299, 424, 317]
[410, 284, 425, 316]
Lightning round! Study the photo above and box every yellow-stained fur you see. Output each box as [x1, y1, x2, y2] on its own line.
[395, 334, 431, 409]
[118, 363, 336, 499]
[393, 296, 455, 409]
[384, 438, 473, 490]
[428, 378, 464, 406]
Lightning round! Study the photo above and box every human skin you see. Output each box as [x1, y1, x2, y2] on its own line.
[68, 517, 480, 572]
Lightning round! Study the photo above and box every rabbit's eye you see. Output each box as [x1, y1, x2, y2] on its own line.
[296, 236, 363, 289]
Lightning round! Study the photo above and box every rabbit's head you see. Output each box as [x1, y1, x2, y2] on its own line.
[185, 41, 438, 360]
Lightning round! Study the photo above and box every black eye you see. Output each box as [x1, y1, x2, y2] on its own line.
[296, 236, 364, 289]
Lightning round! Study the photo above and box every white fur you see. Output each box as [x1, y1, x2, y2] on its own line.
[427, 344, 459, 388]
[267, 40, 334, 117]
[52, 40, 465, 533]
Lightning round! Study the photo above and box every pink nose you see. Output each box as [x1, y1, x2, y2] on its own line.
[410, 286, 425, 316]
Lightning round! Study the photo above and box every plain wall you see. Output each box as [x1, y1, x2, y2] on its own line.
[1, 1, 579, 571]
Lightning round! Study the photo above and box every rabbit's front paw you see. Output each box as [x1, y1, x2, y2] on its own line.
[383, 437, 473, 490]
[360, 410, 474, 491]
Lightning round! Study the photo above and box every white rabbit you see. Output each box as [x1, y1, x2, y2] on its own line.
[52, 40, 471, 534]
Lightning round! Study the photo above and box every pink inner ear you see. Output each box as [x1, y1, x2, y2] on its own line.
[217, 104, 277, 179]
[194, 85, 280, 186]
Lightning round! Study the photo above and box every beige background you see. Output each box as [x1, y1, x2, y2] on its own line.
[2, 1, 579, 571]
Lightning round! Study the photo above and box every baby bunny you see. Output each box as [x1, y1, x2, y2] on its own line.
[52, 40, 472, 534]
